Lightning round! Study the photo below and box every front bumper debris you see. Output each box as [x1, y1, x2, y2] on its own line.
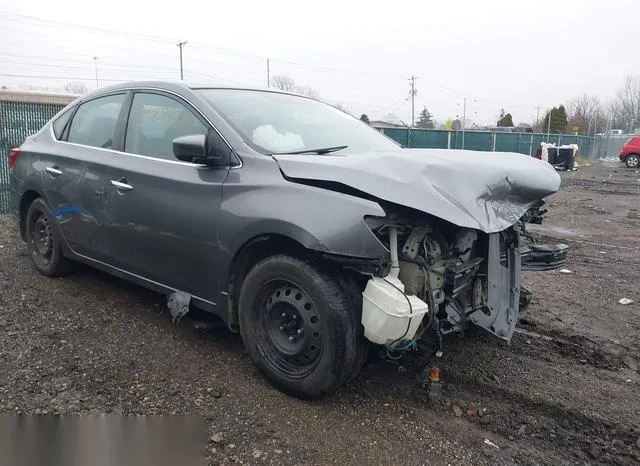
[520, 243, 570, 271]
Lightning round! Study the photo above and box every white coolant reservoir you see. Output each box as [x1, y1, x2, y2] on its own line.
[361, 275, 429, 345]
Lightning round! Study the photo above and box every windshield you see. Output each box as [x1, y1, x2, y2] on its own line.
[196, 88, 402, 155]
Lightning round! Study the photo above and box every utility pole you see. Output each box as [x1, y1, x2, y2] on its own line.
[267, 58, 270, 88]
[177, 41, 187, 80]
[546, 108, 552, 140]
[462, 96, 467, 149]
[534, 106, 543, 127]
[408, 75, 417, 127]
[92, 57, 99, 89]
[592, 110, 598, 158]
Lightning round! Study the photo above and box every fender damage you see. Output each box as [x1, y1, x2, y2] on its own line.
[273, 148, 569, 346]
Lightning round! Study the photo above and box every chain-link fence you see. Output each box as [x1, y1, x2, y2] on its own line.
[1, 92, 72, 215]
[592, 134, 632, 160]
[377, 127, 598, 159]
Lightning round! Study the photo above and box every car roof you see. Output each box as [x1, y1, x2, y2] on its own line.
[84, 80, 306, 99]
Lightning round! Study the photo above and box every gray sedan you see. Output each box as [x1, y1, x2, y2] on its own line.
[8, 81, 568, 398]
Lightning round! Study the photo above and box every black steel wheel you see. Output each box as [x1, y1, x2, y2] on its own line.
[25, 198, 74, 276]
[238, 255, 366, 399]
[262, 283, 324, 375]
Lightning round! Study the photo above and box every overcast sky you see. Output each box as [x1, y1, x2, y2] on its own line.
[0, 0, 638, 125]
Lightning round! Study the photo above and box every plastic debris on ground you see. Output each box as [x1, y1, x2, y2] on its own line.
[559, 269, 572, 274]
[484, 439, 500, 449]
[167, 290, 191, 323]
[619, 298, 634, 305]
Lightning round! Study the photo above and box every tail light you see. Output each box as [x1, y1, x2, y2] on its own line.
[8, 148, 20, 171]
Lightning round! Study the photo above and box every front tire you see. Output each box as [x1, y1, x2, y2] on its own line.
[626, 154, 639, 168]
[238, 255, 366, 399]
[25, 198, 74, 276]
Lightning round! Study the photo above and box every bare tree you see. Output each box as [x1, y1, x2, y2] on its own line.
[566, 93, 606, 134]
[607, 99, 628, 132]
[63, 82, 89, 95]
[610, 75, 640, 132]
[269, 75, 318, 98]
[269, 75, 297, 92]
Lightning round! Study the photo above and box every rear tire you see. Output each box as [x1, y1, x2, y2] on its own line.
[626, 154, 639, 168]
[238, 254, 366, 399]
[25, 197, 74, 277]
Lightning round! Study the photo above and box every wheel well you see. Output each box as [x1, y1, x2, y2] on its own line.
[225, 235, 308, 331]
[230, 235, 308, 295]
[19, 190, 41, 241]
[226, 234, 371, 332]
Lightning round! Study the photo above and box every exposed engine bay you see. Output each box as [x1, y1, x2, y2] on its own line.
[360, 205, 569, 357]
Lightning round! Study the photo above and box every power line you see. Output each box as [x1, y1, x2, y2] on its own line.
[0, 10, 175, 44]
[0, 73, 166, 82]
[0, 10, 477, 97]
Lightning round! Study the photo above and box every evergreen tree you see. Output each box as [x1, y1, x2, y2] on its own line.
[415, 106, 435, 129]
[541, 105, 569, 134]
[497, 109, 514, 127]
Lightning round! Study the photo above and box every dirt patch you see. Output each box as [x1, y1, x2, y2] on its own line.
[1, 161, 639, 465]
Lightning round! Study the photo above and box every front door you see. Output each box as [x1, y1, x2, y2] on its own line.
[105, 91, 230, 303]
[42, 92, 127, 262]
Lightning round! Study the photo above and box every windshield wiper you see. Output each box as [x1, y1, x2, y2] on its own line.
[274, 145, 348, 155]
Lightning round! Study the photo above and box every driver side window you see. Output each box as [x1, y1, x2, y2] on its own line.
[124, 92, 208, 160]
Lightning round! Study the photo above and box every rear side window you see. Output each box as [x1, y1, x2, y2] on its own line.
[52, 106, 75, 140]
[67, 94, 126, 149]
[124, 92, 208, 160]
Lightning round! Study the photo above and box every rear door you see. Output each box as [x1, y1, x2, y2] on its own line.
[42, 92, 128, 261]
[105, 90, 230, 302]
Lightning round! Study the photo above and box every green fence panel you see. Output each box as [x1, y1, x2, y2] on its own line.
[494, 133, 520, 153]
[409, 129, 449, 149]
[375, 126, 596, 158]
[450, 131, 492, 151]
[0, 101, 65, 214]
[379, 128, 409, 146]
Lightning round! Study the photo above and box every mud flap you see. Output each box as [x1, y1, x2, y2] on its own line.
[469, 232, 521, 342]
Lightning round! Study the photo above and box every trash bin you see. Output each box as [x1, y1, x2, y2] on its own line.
[558, 147, 574, 170]
[547, 147, 559, 164]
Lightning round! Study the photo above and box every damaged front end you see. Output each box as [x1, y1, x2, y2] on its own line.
[518, 200, 570, 271]
[359, 205, 568, 354]
[272, 149, 569, 358]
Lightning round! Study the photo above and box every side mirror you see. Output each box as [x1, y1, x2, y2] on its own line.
[173, 131, 230, 166]
[173, 134, 206, 162]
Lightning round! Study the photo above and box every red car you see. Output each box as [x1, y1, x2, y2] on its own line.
[619, 136, 640, 168]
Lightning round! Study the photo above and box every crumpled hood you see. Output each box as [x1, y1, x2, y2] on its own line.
[273, 148, 561, 233]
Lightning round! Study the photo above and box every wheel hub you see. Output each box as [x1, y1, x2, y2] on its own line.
[265, 285, 322, 366]
[628, 156, 639, 167]
[32, 214, 53, 258]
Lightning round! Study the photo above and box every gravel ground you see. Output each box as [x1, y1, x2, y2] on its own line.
[1, 161, 639, 465]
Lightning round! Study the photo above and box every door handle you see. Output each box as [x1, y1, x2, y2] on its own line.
[110, 179, 134, 192]
[45, 166, 63, 176]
